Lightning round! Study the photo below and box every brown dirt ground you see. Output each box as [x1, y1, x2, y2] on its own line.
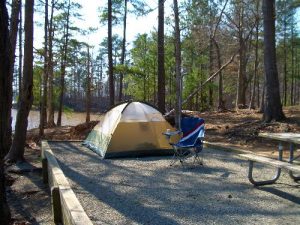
[6, 107, 300, 224]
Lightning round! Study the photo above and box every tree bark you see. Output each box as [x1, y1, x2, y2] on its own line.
[86, 45, 91, 123]
[10, 0, 22, 112]
[40, 0, 48, 136]
[0, 0, 21, 156]
[249, 0, 260, 110]
[0, 1, 12, 223]
[157, 0, 165, 113]
[283, 8, 287, 106]
[290, 21, 295, 105]
[212, 38, 225, 111]
[6, 0, 34, 162]
[47, 0, 55, 127]
[108, 0, 114, 106]
[236, 37, 247, 108]
[262, 0, 285, 122]
[173, 0, 182, 129]
[57, 0, 70, 126]
[208, 37, 214, 108]
[118, 0, 127, 102]
[18, 1, 22, 101]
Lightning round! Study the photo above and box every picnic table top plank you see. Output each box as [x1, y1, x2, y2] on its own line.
[240, 153, 300, 173]
[259, 133, 300, 145]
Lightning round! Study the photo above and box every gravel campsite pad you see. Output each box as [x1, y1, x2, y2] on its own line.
[49, 142, 300, 225]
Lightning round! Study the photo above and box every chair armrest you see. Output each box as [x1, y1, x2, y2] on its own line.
[163, 130, 182, 145]
[162, 130, 181, 137]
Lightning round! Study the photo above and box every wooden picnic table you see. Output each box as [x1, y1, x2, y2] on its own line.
[258, 133, 300, 181]
[240, 133, 300, 186]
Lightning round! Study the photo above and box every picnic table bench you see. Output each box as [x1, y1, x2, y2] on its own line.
[240, 133, 300, 186]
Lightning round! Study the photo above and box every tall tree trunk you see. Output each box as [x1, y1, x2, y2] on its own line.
[10, 0, 21, 107]
[1, 0, 21, 156]
[18, 2, 22, 100]
[290, 22, 295, 105]
[208, 37, 214, 108]
[118, 0, 127, 102]
[157, 0, 165, 113]
[262, 0, 285, 122]
[235, 4, 248, 109]
[57, 0, 70, 126]
[213, 38, 225, 111]
[86, 45, 91, 123]
[40, 0, 48, 136]
[236, 38, 247, 108]
[47, 0, 55, 127]
[283, 9, 287, 106]
[173, 0, 181, 129]
[6, 0, 34, 161]
[249, 0, 260, 110]
[108, 0, 114, 106]
[10, 0, 21, 83]
[0, 1, 12, 223]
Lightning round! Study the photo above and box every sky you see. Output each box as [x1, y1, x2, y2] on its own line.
[34, 0, 174, 52]
[33, 0, 300, 55]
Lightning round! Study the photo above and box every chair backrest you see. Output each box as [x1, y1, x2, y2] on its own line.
[179, 117, 205, 146]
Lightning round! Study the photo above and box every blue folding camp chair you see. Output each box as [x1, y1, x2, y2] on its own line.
[164, 117, 205, 166]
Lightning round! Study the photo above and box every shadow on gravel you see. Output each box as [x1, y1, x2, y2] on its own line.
[57, 159, 180, 224]
[50, 142, 300, 224]
[257, 186, 300, 205]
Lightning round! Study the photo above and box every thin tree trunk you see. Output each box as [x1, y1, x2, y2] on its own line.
[6, 0, 34, 162]
[235, 4, 249, 109]
[157, 0, 165, 112]
[249, 0, 260, 110]
[237, 38, 247, 108]
[259, 79, 265, 113]
[283, 11, 287, 106]
[10, 0, 21, 110]
[18, 2, 22, 101]
[290, 22, 295, 105]
[262, 0, 285, 122]
[208, 37, 214, 108]
[108, 0, 114, 106]
[118, 0, 127, 102]
[40, 0, 48, 136]
[10, 0, 21, 83]
[86, 46, 91, 123]
[47, 0, 55, 127]
[173, 0, 182, 129]
[0, 0, 12, 223]
[213, 38, 225, 111]
[57, 0, 70, 126]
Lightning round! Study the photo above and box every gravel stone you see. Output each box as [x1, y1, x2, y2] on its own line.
[49, 141, 300, 225]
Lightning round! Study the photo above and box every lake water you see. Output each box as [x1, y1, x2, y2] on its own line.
[11, 109, 101, 130]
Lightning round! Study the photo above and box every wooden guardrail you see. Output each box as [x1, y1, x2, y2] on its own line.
[42, 141, 93, 225]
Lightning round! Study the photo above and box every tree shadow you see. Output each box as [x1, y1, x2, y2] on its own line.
[50, 141, 300, 224]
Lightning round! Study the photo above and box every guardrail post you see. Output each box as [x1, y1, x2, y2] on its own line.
[42, 158, 48, 184]
[51, 186, 62, 224]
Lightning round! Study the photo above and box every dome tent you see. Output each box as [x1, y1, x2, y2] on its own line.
[83, 101, 175, 158]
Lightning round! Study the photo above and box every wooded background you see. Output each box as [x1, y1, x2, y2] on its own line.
[7, 0, 300, 115]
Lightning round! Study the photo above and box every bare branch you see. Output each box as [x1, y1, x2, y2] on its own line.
[166, 49, 239, 116]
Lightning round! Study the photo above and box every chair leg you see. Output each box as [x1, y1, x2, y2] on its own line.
[170, 147, 204, 167]
[193, 153, 203, 165]
[170, 147, 181, 166]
